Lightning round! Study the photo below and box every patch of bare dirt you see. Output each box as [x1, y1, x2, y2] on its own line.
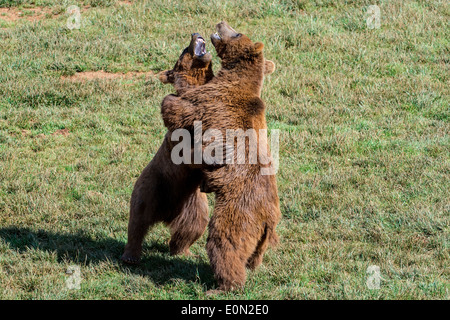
[117, 1, 133, 5]
[0, 7, 56, 22]
[61, 70, 154, 82]
[0, 2, 132, 25]
[13, 128, 70, 139]
[0, 5, 95, 23]
[52, 128, 70, 136]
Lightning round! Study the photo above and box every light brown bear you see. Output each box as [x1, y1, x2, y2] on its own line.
[121, 34, 213, 264]
[160, 22, 281, 291]
[122, 32, 275, 265]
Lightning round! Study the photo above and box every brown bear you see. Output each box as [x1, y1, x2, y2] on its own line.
[121, 33, 214, 264]
[122, 32, 276, 265]
[160, 22, 281, 291]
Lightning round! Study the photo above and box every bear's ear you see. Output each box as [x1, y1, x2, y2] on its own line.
[252, 42, 264, 54]
[263, 60, 275, 75]
[159, 70, 174, 84]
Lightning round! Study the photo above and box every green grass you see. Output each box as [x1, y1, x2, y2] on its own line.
[0, 0, 448, 299]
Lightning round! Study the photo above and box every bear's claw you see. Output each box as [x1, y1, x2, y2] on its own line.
[121, 255, 140, 265]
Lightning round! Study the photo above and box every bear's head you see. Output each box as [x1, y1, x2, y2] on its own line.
[211, 21, 275, 97]
[159, 33, 214, 89]
[211, 21, 274, 74]
[210, 21, 275, 96]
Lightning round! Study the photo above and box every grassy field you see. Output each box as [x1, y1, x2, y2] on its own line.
[0, 0, 448, 299]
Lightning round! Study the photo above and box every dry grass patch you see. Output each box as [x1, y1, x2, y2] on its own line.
[0, 7, 58, 21]
[61, 70, 154, 82]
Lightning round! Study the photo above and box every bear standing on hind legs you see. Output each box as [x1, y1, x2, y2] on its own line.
[121, 34, 214, 264]
[161, 22, 281, 291]
[122, 32, 276, 265]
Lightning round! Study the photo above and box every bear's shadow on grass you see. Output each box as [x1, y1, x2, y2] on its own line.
[0, 226, 215, 288]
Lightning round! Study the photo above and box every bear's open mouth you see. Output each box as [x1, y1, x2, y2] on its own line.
[194, 36, 206, 57]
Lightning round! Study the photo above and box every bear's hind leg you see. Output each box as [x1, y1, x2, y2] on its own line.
[206, 213, 261, 291]
[122, 198, 157, 265]
[168, 190, 209, 256]
[246, 224, 271, 270]
[206, 236, 248, 291]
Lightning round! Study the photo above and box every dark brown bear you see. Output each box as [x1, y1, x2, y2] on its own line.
[160, 22, 281, 291]
[121, 34, 214, 264]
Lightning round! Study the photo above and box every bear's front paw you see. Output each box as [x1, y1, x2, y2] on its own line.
[161, 94, 180, 129]
[161, 94, 178, 111]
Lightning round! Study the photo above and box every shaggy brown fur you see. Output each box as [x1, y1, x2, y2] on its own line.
[121, 34, 213, 264]
[122, 33, 275, 265]
[160, 22, 281, 291]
